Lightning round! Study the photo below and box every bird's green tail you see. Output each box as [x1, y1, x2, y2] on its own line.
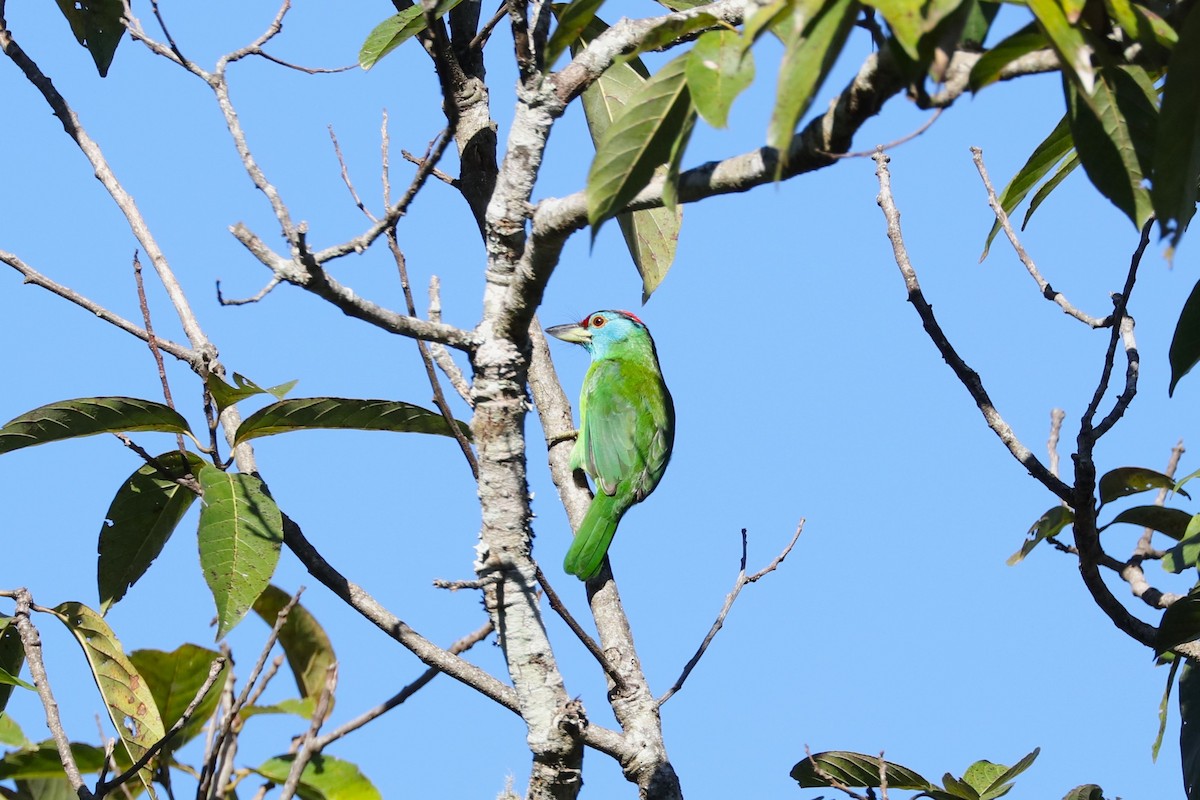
[564, 492, 624, 580]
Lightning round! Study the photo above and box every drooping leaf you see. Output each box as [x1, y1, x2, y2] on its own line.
[54, 0, 124, 77]
[1158, 590, 1200, 651]
[0, 397, 192, 456]
[233, 398, 469, 445]
[615, 13, 719, 65]
[969, 22, 1045, 92]
[1161, 514, 1200, 573]
[980, 114, 1073, 261]
[766, 0, 859, 165]
[1133, 4, 1178, 49]
[358, 0, 467, 70]
[742, 0, 790, 47]
[863, 0, 964, 62]
[790, 751, 932, 790]
[1022, 152, 1080, 230]
[48, 602, 164, 796]
[0, 713, 30, 748]
[545, 0, 605, 68]
[574, 17, 683, 299]
[253, 586, 337, 706]
[241, 697, 317, 720]
[1065, 66, 1156, 231]
[1061, 784, 1106, 800]
[1099, 467, 1187, 505]
[686, 30, 756, 129]
[205, 373, 298, 415]
[98, 450, 205, 614]
[1028, 0, 1093, 93]
[1008, 505, 1074, 565]
[197, 465, 284, 640]
[0, 619, 26, 714]
[1182, 659, 1200, 799]
[1104, 505, 1193, 541]
[1101, 0, 1138, 40]
[587, 53, 694, 232]
[1171, 279, 1200, 396]
[253, 754, 382, 800]
[1152, 7, 1200, 249]
[128, 645, 227, 752]
[0, 741, 128, 780]
[1155, 656, 1181, 762]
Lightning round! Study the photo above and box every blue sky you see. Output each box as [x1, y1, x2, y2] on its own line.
[0, 2, 1195, 798]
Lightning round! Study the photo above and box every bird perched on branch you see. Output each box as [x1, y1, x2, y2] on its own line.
[546, 310, 675, 580]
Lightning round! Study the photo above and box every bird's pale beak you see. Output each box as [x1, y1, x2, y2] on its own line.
[545, 322, 591, 344]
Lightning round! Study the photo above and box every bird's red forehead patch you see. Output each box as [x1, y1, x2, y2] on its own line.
[580, 310, 644, 327]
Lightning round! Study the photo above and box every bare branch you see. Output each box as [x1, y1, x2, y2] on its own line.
[534, 566, 625, 692]
[972, 147, 1107, 327]
[216, 276, 282, 306]
[872, 151, 1071, 503]
[428, 277, 474, 404]
[1048, 409, 1065, 479]
[277, 665, 338, 800]
[658, 523, 803, 706]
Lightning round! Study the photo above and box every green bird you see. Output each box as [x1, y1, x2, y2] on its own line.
[546, 310, 675, 580]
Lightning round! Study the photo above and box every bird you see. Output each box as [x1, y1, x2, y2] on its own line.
[545, 310, 675, 580]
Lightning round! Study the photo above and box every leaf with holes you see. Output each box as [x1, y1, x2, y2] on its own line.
[48, 602, 163, 797]
[253, 586, 337, 707]
[206, 373, 298, 414]
[1008, 505, 1074, 565]
[1099, 467, 1187, 505]
[791, 751, 932, 790]
[254, 754, 382, 800]
[233, 398, 469, 445]
[0, 397, 192, 456]
[98, 450, 205, 614]
[197, 465, 284, 640]
[128, 645, 227, 753]
[766, 0, 858, 166]
[587, 53, 693, 233]
[54, 0, 124, 76]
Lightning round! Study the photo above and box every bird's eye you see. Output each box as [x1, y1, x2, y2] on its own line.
[591, 315, 606, 328]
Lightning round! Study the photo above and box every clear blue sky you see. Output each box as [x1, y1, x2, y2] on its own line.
[0, 2, 1194, 798]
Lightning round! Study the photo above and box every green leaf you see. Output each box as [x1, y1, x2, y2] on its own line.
[0, 713, 30, 748]
[128, 645, 227, 752]
[686, 30, 756, 129]
[615, 13, 720, 65]
[241, 697, 317, 720]
[1022, 152, 1080, 230]
[0, 669, 32, 692]
[1133, 4, 1177, 49]
[0, 397, 192, 456]
[205, 373, 298, 415]
[233, 398, 469, 445]
[98, 450, 205, 614]
[969, 22, 1045, 92]
[54, 0, 124, 77]
[1028, 0, 1093, 93]
[0, 741, 128, 780]
[940, 772, 979, 799]
[1098, 467, 1187, 505]
[1182, 660, 1200, 799]
[766, 0, 858, 164]
[864, 0, 964, 62]
[1065, 66, 1156, 230]
[48, 602, 164, 797]
[1104, 505, 1193, 541]
[1154, 655, 1181, 762]
[1158, 590, 1200, 651]
[254, 754, 382, 800]
[1061, 784, 1105, 800]
[1160, 514, 1200, 573]
[1152, 7, 1200, 249]
[253, 586, 337, 706]
[587, 53, 694, 232]
[0, 619, 25, 715]
[573, 18, 683, 300]
[1101, 0, 1138, 40]
[1008, 505, 1073, 565]
[8, 777, 78, 800]
[979, 114, 1073, 261]
[790, 751, 932, 790]
[972, 749, 1039, 800]
[545, 0, 605, 68]
[1171, 279, 1200, 395]
[358, 0, 467, 70]
[197, 465, 284, 640]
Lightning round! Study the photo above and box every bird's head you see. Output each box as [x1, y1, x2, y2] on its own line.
[546, 310, 649, 357]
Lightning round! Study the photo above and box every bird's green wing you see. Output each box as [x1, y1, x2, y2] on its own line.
[578, 358, 672, 499]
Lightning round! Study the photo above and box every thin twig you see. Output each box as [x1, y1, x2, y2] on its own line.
[468, 0, 510, 51]
[7, 589, 95, 800]
[1048, 408, 1065, 480]
[252, 51, 355, 73]
[825, 109, 943, 159]
[216, 276, 282, 306]
[428, 276, 473, 404]
[401, 149, 458, 186]
[659, 523, 803, 706]
[276, 664, 338, 800]
[534, 566, 625, 692]
[313, 621, 493, 749]
[97, 658, 226, 798]
[972, 147, 1106, 327]
[330, 126, 377, 222]
[872, 150, 1072, 503]
[133, 252, 187, 453]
